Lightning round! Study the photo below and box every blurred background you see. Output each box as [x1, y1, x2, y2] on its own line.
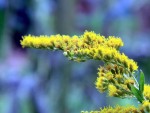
[0, 0, 150, 113]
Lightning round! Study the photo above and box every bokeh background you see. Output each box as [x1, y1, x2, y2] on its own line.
[0, 0, 150, 113]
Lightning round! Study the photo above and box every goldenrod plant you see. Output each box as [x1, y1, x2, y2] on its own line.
[21, 31, 150, 113]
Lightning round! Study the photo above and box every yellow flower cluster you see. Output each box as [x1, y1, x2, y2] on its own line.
[81, 105, 140, 113]
[21, 31, 123, 50]
[21, 31, 150, 112]
[21, 31, 139, 97]
[21, 31, 138, 72]
[95, 65, 133, 97]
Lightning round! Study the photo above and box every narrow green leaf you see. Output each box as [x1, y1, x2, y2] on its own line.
[139, 70, 145, 93]
[130, 85, 144, 103]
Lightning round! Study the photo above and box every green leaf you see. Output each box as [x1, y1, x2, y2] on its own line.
[130, 85, 144, 103]
[139, 70, 145, 93]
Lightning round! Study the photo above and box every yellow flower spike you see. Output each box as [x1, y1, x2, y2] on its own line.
[20, 31, 148, 113]
[21, 31, 138, 73]
[97, 64, 136, 97]
[21, 31, 123, 50]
